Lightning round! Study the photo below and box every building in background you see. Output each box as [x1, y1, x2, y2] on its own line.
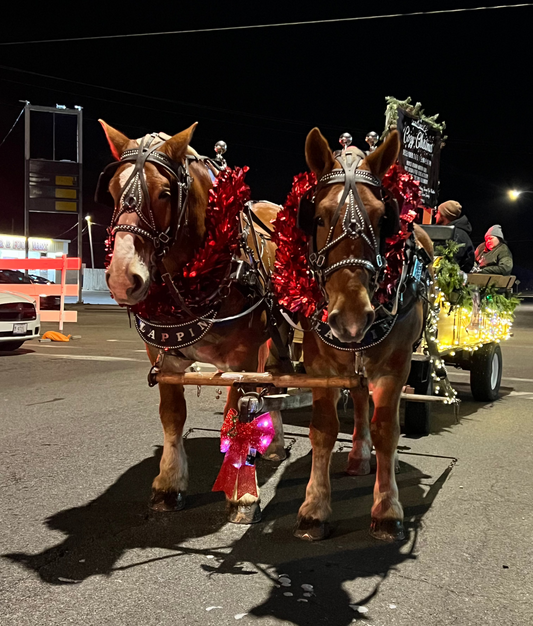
[0, 234, 70, 282]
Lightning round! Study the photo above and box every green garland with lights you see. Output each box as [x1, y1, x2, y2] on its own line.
[480, 284, 521, 316]
[434, 241, 473, 311]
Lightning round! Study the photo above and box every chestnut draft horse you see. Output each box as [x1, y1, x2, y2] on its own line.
[99, 121, 284, 524]
[295, 129, 433, 542]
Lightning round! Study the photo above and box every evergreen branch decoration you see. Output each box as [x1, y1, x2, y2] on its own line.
[383, 96, 448, 140]
[480, 284, 521, 315]
[434, 241, 473, 311]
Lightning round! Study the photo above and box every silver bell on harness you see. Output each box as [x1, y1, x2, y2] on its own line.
[365, 131, 379, 152]
[237, 391, 266, 466]
[214, 140, 228, 169]
[339, 132, 353, 149]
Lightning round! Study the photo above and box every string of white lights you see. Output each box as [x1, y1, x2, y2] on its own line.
[0, 4, 532, 46]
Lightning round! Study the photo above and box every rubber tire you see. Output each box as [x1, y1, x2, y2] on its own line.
[404, 376, 433, 436]
[0, 340, 25, 352]
[470, 342, 502, 402]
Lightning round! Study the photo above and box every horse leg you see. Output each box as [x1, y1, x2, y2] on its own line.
[369, 379, 405, 541]
[294, 387, 339, 541]
[223, 386, 262, 525]
[346, 384, 371, 476]
[262, 338, 287, 462]
[150, 382, 188, 511]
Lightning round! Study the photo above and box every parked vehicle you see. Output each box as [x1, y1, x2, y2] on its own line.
[0, 270, 60, 310]
[0, 291, 40, 351]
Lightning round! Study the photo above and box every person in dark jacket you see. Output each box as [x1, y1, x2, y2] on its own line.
[474, 225, 513, 275]
[435, 200, 475, 272]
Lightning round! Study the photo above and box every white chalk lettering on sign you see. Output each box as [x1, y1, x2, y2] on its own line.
[402, 126, 434, 154]
[161, 333, 169, 342]
[148, 330, 156, 339]
[176, 332, 184, 342]
[139, 321, 146, 332]
[198, 321, 209, 330]
[189, 327, 196, 337]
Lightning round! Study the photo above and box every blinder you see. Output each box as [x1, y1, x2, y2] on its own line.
[94, 161, 122, 208]
[297, 187, 316, 236]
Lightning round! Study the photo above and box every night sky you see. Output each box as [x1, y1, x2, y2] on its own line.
[1, 3, 532, 283]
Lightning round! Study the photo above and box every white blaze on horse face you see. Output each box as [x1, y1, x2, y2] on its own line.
[106, 213, 152, 305]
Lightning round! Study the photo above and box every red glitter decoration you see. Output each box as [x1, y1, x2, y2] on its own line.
[375, 164, 425, 305]
[271, 172, 321, 317]
[212, 409, 275, 499]
[128, 166, 250, 321]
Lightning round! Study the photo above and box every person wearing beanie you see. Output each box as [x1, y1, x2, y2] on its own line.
[436, 200, 475, 272]
[474, 225, 513, 275]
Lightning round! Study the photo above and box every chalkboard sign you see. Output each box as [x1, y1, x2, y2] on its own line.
[396, 109, 442, 209]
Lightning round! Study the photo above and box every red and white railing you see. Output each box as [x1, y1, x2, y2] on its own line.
[0, 255, 81, 330]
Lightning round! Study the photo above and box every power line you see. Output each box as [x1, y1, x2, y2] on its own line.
[0, 4, 531, 46]
[0, 64, 346, 129]
[0, 103, 25, 148]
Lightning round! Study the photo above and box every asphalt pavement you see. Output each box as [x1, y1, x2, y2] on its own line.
[1, 304, 532, 625]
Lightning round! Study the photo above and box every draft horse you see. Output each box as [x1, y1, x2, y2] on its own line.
[99, 121, 284, 523]
[295, 129, 433, 542]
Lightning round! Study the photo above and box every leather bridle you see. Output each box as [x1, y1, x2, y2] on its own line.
[309, 150, 387, 295]
[97, 133, 225, 260]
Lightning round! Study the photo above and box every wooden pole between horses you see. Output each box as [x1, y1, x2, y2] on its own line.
[155, 371, 445, 403]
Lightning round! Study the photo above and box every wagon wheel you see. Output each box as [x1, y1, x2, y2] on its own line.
[470, 342, 502, 402]
[404, 372, 433, 436]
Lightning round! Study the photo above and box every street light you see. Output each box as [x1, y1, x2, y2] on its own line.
[85, 215, 94, 269]
[508, 189, 533, 201]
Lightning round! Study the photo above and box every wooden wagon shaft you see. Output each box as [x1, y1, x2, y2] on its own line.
[155, 371, 447, 403]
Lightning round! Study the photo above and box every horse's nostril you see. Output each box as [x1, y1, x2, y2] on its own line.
[131, 273, 144, 294]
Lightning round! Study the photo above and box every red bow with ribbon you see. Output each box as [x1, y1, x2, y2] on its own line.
[212, 408, 276, 500]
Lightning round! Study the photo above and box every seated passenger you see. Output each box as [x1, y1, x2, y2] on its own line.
[435, 200, 475, 272]
[474, 225, 513, 275]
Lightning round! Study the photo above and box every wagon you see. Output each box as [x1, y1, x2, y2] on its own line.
[403, 224, 517, 435]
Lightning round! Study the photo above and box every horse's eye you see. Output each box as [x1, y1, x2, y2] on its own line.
[315, 216, 325, 227]
[159, 190, 171, 200]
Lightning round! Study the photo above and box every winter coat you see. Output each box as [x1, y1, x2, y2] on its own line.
[475, 241, 513, 275]
[449, 215, 475, 272]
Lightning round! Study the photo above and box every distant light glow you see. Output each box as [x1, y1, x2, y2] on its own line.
[509, 189, 521, 200]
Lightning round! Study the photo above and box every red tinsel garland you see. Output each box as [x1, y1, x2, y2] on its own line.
[271, 172, 321, 317]
[271, 164, 425, 316]
[127, 166, 250, 321]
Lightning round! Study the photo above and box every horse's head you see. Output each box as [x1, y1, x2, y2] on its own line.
[303, 128, 400, 343]
[99, 121, 207, 305]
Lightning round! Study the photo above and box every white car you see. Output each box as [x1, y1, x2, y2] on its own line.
[0, 291, 41, 351]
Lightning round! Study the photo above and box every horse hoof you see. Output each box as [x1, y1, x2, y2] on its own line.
[227, 501, 262, 524]
[262, 448, 287, 463]
[150, 489, 185, 512]
[294, 518, 330, 541]
[369, 518, 405, 542]
[346, 458, 371, 476]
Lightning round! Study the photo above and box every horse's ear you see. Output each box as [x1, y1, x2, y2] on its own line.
[305, 128, 335, 179]
[365, 130, 400, 180]
[99, 120, 131, 161]
[160, 122, 198, 162]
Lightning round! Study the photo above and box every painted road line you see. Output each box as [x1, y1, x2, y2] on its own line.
[31, 353, 146, 363]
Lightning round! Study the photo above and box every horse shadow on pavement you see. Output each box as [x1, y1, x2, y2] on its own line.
[4, 434, 454, 625]
[201, 447, 455, 625]
[4, 437, 279, 585]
